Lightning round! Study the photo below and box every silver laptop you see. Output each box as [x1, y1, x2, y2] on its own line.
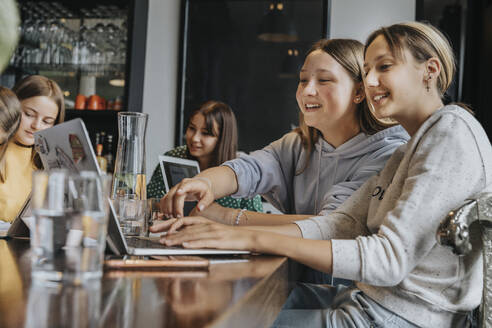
[35, 119, 249, 256]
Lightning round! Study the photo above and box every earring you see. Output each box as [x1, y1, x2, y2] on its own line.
[354, 96, 361, 103]
[425, 75, 432, 92]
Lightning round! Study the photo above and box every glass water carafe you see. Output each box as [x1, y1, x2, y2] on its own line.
[112, 112, 148, 236]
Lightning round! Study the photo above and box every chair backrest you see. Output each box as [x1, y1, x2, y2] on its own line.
[436, 192, 492, 328]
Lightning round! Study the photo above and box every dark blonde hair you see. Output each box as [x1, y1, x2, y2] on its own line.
[296, 39, 392, 174]
[365, 22, 455, 98]
[13, 75, 65, 168]
[187, 100, 238, 167]
[0, 87, 22, 182]
[13, 75, 65, 124]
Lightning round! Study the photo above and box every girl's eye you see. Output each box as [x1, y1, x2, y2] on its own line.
[379, 64, 392, 71]
[319, 79, 331, 83]
[24, 111, 33, 117]
[43, 120, 54, 125]
[298, 79, 307, 83]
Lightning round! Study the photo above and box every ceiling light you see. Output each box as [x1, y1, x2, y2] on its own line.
[258, 2, 298, 43]
[109, 79, 125, 87]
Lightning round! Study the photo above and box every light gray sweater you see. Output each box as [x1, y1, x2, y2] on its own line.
[223, 125, 409, 215]
[295, 105, 492, 328]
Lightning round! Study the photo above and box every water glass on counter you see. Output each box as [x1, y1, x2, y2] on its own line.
[30, 170, 112, 285]
[112, 197, 148, 237]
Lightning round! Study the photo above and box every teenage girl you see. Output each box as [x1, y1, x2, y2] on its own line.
[0, 75, 65, 222]
[147, 100, 262, 212]
[153, 22, 490, 327]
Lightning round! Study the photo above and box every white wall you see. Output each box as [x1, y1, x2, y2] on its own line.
[142, 0, 181, 176]
[330, 0, 415, 42]
[141, 0, 415, 175]
[330, 0, 415, 43]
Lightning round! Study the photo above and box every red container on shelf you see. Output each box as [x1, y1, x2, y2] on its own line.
[74, 94, 87, 110]
[87, 95, 101, 110]
[98, 97, 106, 110]
[87, 95, 107, 110]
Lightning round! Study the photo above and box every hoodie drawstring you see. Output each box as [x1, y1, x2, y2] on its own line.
[314, 146, 322, 215]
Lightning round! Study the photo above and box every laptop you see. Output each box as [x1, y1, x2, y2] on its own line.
[35, 119, 249, 256]
[159, 155, 200, 216]
[0, 196, 31, 238]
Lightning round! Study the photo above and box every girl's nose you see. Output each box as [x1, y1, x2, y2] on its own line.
[191, 131, 201, 142]
[31, 118, 42, 131]
[365, 70, 379, 87]
[302, 80, 317, 96]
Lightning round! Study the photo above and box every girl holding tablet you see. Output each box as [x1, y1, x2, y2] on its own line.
[147, 100, 263, 212]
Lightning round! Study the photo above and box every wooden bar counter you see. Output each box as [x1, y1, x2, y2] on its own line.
[0, 239, 297, 328]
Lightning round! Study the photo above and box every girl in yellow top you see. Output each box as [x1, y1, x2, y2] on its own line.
[0, 75, 65, 222]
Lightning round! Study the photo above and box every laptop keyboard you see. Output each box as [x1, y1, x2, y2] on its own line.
[125, 236, 183, 250]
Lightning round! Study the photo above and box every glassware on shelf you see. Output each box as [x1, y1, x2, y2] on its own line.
[10, 4, 128, 75]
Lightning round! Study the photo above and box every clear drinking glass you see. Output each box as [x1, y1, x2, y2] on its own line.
[30, 170, 112, 284]
[111, 112, 148, 237]
[112, 198, 148, 237]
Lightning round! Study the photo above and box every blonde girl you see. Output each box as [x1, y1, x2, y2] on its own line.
[0, 75, 65, 222]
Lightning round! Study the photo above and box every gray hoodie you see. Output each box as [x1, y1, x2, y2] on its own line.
[223, 125, 409, 215]
[295, 105, 492, 327]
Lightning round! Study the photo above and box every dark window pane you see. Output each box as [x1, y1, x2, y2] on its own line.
[179, 0, 328, 151]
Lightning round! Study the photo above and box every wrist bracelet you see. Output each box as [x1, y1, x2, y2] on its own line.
[234, 208, 247, 226]
[194, 176, 212, 189]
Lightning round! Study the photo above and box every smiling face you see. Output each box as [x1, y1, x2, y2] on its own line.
[364, 35, 428, 122]
[185, 113, 219, 167]
[296, 50, 360, 143]
[14, 96, 59, 146]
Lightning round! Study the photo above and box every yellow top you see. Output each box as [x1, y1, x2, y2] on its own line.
[0, 241, 24, 326]
[0, 142, 35, 222]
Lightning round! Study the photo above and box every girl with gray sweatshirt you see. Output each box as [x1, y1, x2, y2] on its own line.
[158, 39, 409, 225]
[154, 22, 491, 327]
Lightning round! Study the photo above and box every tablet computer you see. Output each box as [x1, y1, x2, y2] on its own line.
[158, 155, 200, 192]
[158, 155, 200, 216]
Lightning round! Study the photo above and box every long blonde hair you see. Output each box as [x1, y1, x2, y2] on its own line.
[0, 87, 22, 182]
[296, 39, 393, 174]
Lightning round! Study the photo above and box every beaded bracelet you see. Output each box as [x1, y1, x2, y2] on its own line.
[234, 208, 247, 226]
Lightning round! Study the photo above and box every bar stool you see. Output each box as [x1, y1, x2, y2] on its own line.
[437, 192, 492, 328]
